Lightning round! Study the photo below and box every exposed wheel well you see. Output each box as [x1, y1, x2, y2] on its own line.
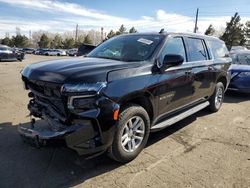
[120, 96, 154, 123]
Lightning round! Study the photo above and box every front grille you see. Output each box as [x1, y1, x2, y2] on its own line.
[26, 79, 62, 98]
[24, 78, 68, 117]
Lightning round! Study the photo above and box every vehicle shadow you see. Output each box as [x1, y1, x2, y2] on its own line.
[224, 91, 250, 103]
[0, 121, 121, 188]
[0, 110, 210, 188]
[147, 109, 209, 147]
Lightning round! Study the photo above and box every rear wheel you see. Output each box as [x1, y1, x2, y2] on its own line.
[208, 82, 224, 112]
[108, 104, 150, 163]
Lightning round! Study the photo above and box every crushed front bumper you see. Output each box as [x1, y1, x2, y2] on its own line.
[19, 95, 118, 156]
[18, 117, 114, 156]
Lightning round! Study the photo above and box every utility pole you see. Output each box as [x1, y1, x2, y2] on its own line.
[75, 24, 78, 42]
[101, 27, 104, 42]
[29, 30, 32, 40]
[194, 8, 199, 33]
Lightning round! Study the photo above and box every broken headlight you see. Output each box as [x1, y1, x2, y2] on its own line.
[61, 82, 106, 111]
[68, 96, 96, 110]
[61, 82, 107, 96]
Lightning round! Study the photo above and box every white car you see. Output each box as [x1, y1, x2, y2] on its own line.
[46, 49, 67, 56]
[231, 46, 247, 52]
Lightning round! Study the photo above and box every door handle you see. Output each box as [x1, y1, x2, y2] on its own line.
[208, 66, 213, 71]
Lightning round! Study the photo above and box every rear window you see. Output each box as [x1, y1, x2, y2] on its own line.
[79, 45, 96, 56]
[186, 38, 208, 61]
[208, 40, 228, 59]
[233, 54, 250, 65]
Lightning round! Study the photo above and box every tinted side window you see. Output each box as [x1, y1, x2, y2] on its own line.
[187, 38, 207, 61]
[208, 40, 228, 59]
[160, 37, 186, 63]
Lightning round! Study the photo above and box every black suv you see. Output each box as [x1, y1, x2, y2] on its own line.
[20, 32, 231, 162]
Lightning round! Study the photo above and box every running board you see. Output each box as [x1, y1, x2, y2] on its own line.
[151, 101, 209, 130]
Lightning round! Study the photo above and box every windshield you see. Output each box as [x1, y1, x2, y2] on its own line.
[233, 54, 250, 65]
[88, 35, 164, 62]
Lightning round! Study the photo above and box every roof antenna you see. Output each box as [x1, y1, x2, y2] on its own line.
[159, 28, 164, 34]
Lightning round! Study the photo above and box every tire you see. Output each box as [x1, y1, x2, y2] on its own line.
[57, 53, 60, 56]
[208, 82, 224, 112]
[108, 104, 150, 163]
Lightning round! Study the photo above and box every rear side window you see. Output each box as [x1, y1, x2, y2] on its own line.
[186, 38, 208, 61]
[208, 40, 228, 59]
[160, 37, 186, 63]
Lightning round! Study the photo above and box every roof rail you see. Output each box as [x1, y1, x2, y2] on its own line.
[159, 28, 165, 34]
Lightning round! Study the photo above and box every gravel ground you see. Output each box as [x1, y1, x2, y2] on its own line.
[0, 55, 249, 188]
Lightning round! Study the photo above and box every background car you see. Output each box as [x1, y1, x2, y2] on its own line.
[0, 45, 25, 62]
[45, 49, 67, 56]
[228, 50, 250, 93]
[34, 48, 48, 55]
[22, 48, 35, 54]
[77, 44, 96, 56]
[67, 48, 78, 56]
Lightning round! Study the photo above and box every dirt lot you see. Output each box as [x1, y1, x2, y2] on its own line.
[0, 55, 250, 188]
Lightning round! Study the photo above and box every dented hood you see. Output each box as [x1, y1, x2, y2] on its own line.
[22, 57, 140, 83]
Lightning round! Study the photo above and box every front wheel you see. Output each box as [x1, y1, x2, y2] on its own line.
[208, 82, 225, 112]
[108, 104, 150, 163]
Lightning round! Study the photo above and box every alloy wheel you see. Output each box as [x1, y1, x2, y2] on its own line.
[121, 116, 145, 153]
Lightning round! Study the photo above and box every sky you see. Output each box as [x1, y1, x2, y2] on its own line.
[0, 0, 250, 38]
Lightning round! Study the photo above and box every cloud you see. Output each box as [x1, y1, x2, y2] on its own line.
[0, 0, 128, 21]
[0, 0, 249, 38]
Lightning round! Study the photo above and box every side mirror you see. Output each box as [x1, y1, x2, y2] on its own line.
[161, 54, 184, 70]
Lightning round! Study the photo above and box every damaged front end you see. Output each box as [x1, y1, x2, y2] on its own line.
[19, 77, 119, 156]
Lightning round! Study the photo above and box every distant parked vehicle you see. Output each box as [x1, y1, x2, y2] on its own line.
[0, 45, 25, 62]
[77, 44, 96, 56]
[34, 48, 48, 55]
[228, 50, 250, 93]
[230, 46, 248, 54]
[45, 49, 67, 56]
[67, 48, 78, 56]
[22, 48, 35, 54]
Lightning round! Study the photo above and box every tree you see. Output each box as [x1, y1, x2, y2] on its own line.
[244, 21, 250, 47]
[63, 38, 75, 49]
[38, 34, 51, 48]
[116, 24, 127, 35]
[220, 12, 245, 49]
[12, 35, 29, 48]
[51, 34, 63, 49]
[0, 37, 13, 46]
[75, 35, 85, 47]
[107, 30, 116, 39]
[204, 24, 215, 36]
[83, 34, 93, 44]
[129, 27, 137, 33]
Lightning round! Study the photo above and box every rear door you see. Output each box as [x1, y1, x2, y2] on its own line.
[184, 37, 214, 101]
